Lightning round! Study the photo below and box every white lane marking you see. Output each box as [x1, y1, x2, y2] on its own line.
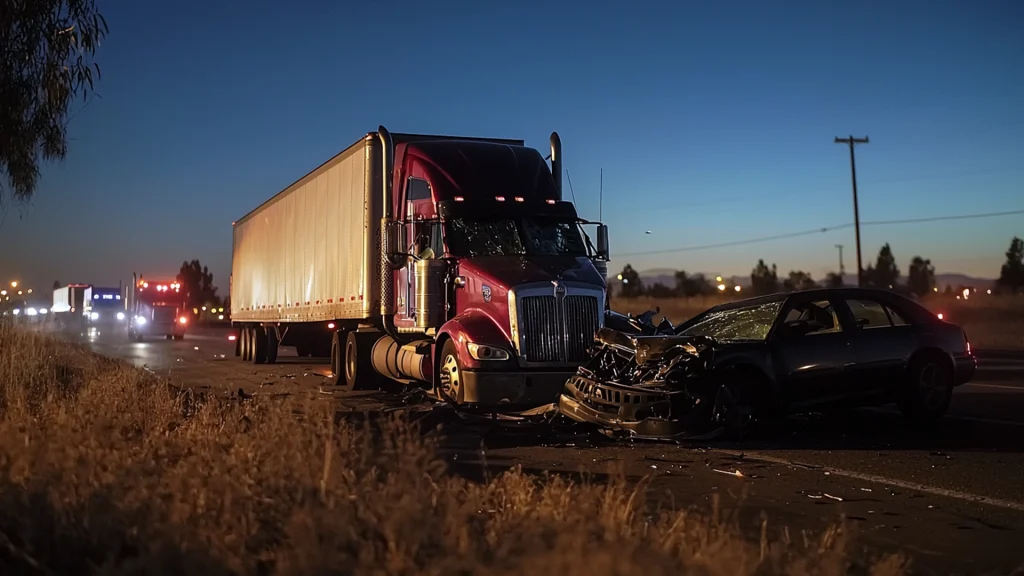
[963, 383, 1024, 392]
[712, 449, 1024, 513]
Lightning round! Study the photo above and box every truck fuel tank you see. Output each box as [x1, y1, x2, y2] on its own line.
[415, 258, 449, 330]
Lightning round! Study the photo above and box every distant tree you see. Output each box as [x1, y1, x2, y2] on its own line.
[673, 270, 715, 297]
[1, 0, 108, 205]
[52, 280, 60, 290]
[996, 237, 1024, 294]
[618, 264, 643, 298]
[943, 284, 953, 296]
[750, 259, 779, 296]
[783, 270, 817, 292]
[906, 256, 936, 297]
[866, 244, 900, 289]
[177, 259, 219, 310]
[824, 272, 844, 288]
[646, 282, 674, 298]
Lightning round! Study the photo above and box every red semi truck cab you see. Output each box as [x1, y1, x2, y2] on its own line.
[126, 276, 189, 341]
[231, 126, 610, 409]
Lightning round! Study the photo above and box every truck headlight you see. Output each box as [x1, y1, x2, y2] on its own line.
[116, 312, 125, 321]
[135, 316, 147, 325]
[467, 342, 510, 361]
[91, 312, 99, 321]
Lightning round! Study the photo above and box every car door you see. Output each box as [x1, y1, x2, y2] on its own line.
[839, 296, 920, 399]
[769, 296, 856, 408]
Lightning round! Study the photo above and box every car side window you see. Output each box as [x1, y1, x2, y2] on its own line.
[884, 304, 910, 326]
[782, 299, 842, 336]
[845, 299, 892, 328]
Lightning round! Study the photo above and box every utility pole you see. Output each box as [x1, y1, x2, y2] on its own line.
[835, 135, 869, 288]
[835, 244, 845, 276]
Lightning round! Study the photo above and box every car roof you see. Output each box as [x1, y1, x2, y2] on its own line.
[706, 287, 913, 313]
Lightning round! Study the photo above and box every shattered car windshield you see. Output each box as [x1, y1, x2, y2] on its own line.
[677, 301, 783, 341]
[446, 216, 587, 258]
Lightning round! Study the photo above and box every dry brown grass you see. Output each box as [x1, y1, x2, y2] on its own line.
[0, 326, 907, 575]
[613, 294, 1024, 350]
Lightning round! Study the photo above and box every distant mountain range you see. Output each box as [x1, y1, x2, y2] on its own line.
[607, 268, 997, 292]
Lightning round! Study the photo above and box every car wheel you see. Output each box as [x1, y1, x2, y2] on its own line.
[900, 356, 953, 422]
[436, 339, 465, 404]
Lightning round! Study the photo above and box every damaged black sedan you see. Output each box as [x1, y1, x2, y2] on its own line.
[559, 288, 977, 439]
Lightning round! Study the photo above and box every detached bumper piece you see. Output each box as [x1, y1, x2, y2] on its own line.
[556, 327, 729, 440]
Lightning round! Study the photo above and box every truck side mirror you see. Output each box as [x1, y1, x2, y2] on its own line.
[596, 224, 610, 260]
[382, 220, 407, 269]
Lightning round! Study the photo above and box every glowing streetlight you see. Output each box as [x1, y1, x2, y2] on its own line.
[10, 281, 17, 288]
[26, 289, 32, 294]
[715, 276, 723, 283]
[734, 285, 742, 292]
[0, 290, 6, 296]
[717, 284, 726, 291]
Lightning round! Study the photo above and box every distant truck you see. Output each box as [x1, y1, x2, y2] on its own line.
[84, 286, 127, 330]
[51, 283, 90, 332]
[230, 126, 610, 409]
[125, 275, 189, 341]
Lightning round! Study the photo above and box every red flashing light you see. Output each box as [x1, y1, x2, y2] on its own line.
[228, 334, 237, 341]
[454, 196, 465, 202]
[327, 322, 336, 329]
[546, 199, 556, 205]
[937, 313, 944, 320]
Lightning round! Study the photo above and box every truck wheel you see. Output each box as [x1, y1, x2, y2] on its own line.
[437, 339, 465, 404]
[330, 331, 344, 385]
[343, 331, 380, 391]
[173, 334, 184, 341]
[266, 327, 279, 364]
[251, 326, 268, 365]
[240, 327, 252, 362]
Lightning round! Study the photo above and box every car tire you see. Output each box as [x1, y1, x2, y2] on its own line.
[900, 355, 953, 422]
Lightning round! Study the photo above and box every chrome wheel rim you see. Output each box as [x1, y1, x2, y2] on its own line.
[919, 363, 948, 410]
[439, 353, 460, 401]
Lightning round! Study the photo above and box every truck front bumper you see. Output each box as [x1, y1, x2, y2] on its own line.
[460, 369, 572, 408]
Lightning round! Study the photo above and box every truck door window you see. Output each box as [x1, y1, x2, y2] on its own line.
[407, 177, 431, 201]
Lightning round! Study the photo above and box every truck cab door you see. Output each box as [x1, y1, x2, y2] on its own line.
[398, 177, 435, 323]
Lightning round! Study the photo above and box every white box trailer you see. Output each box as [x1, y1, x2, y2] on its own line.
[230, 135, 382, 323]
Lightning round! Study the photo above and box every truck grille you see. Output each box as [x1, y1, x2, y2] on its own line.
[153, 307, 177, 323]
[519, 295, 600, 363]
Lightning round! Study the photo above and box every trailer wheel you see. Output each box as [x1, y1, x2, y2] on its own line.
[330, 331, 344, 385]
[343, 331, 380, 391]
[251, 326, 268, 364]
[266, 327, 279, 364]
[240, 326, 252, 362]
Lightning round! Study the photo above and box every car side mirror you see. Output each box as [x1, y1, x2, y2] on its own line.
[596, 224, 610, 260]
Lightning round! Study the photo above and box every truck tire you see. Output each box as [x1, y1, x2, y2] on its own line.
[342, 331, 380, 391]
[266, 327, 279, 364]
[330, 331, 344, 385]
[251, 326, 268, 364]
[437, 339, 465, 404]
[241, 326, 252, 362]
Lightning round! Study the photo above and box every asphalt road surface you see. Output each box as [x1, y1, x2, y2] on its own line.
[67, 326, 1024, 575]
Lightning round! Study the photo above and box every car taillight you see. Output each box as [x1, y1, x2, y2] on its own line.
[936, 313, 944, 320]
[228, 334, 237, 341]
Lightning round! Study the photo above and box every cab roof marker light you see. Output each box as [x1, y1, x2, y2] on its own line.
[454, 196, 465, 202]
[514, 196, 524, 202]
[495, 196, 506, 202]
[546, 199, 556, 205]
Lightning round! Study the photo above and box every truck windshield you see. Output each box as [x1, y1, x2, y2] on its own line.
[445, 216, 588, 258]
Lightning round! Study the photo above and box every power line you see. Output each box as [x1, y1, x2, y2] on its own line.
[616, 208, 1024, 258]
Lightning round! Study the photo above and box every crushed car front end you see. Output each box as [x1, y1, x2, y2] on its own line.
[556, 327, 741, 439]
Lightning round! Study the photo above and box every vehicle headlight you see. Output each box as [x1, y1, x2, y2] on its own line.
[91, 312, 100, 321]
[467, 342, 510, 361]
[135, 316, 147, 325]
[116, 312, 125, 321]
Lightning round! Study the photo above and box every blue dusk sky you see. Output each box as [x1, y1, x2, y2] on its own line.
[2, 0, 1023, 293]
